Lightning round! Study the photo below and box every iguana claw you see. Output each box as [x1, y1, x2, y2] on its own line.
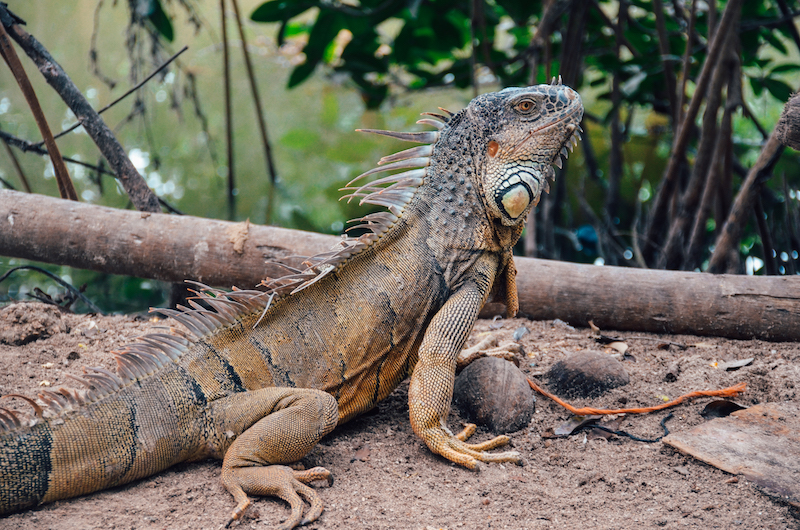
[223, 465, 333, 530]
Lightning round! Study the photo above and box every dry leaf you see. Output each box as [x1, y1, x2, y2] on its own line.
[720, 358, 754, 371]
[588, 320, 600, 333]
[700, 400, 747, 419]
[608, 341, 628, 354]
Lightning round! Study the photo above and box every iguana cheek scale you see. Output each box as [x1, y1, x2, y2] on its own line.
[0, 80, 583, 529]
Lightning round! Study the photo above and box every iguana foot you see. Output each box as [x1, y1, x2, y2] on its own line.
[223, 465, 332, 530]
[418, 425, 521, 469]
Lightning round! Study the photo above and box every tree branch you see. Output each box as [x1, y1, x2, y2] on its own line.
[0, 16, 76, 201]
[642, 0, 742, 265]
[0, 5, 160, 213]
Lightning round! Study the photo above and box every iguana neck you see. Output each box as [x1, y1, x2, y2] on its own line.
[407, 111, 521, 264]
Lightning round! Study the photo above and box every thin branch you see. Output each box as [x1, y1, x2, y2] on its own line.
[36, 45, 189, 147]
[0, 129, 31, 192]
[605, 0, 625, 230]
[676, 0, 697, 126]
[0, 174, 15, 190]
[659, 27, 732, 270]
[740, 101, 769, 140]
[220, 0, 235, 220]
[707, 132, 786, 273]
[652, 0, 680, 125]
[740, 9, 800, 32]
[0, 17, 76, 201]
[0, 265, 104, 314]
[589, 0, 641, 57]
[0, 129, 123, 177]
[468, 0, 479, 98]
[230, 0, 277, 223]
[753, 191, 778, 275]
[89, 0, 117, 89]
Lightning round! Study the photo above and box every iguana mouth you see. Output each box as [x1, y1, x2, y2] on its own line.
[552, 122, 582, 169]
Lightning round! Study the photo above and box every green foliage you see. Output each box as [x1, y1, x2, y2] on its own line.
[144, 0, 174, 41]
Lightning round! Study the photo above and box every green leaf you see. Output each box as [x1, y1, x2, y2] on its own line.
[147, 0, 174, 42]
[748, 76, 764, 97]
[761, 29, 788, 55]
[287, 10, 344, 88]
[763, 78, 793, 102]
[250, 1, 316, 22]
[770, 63, 800, 74]
[288, 59, 318, 88]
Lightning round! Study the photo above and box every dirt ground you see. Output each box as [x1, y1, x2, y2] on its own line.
[0, 302, 798, 530]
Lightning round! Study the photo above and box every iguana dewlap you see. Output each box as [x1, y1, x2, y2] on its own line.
[0, 81, 583, 529]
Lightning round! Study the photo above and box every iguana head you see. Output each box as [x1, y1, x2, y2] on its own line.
[470, 81, 584, 227]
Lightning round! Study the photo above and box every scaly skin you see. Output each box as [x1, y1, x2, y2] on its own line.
[0, 82, 583, 529]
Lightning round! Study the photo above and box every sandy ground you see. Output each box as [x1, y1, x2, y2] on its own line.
[0, 302, 798, 530]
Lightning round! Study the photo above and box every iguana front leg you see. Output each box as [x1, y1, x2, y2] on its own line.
[408, 282, 522, 469]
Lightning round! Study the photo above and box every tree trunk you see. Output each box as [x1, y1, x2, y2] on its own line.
[2, 190, 798, 341]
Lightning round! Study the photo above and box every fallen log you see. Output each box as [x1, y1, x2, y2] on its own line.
[1, 190, 798, 341]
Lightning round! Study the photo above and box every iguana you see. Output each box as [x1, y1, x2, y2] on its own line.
[0, 81, 583, 529]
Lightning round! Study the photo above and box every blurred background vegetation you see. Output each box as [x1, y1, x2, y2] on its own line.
[1, 0, 799, 313]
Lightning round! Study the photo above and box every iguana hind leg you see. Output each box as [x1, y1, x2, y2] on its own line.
[210, 387, 338, 529]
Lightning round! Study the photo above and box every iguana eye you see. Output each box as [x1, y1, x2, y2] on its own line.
[515, 100, 536, 113]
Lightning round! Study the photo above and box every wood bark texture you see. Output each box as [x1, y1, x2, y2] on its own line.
[776, 92, 800, 151]
[1, 190, 798, 341]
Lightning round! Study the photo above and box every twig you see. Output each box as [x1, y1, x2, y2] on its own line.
[740, 8, 800, 32]
[740, 101, 769, 140]
[754, 191, 778, 275]
[605, 0, 625, 231]
[36, 45, 189, 147]
[684, 105, 732, 270]
[158, 196, 185, 215]
[0, 128, 31, 192]
[1, 6, 160, 213]
[676, 0, 697, 126]
[708, 132, 786, 273]
[89, 0, 117, 89]
[652, 0, 679, 125]
[0, 174, 15, 190]
[220, 0, 235, 221]
[0, 16, 76, 201]
[589, 0, 641, 57]
[0, 129, 118, 177]
[230, 0, 277, 223]
[0, 265, 103, 314]
[468, 0, 478, 98]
